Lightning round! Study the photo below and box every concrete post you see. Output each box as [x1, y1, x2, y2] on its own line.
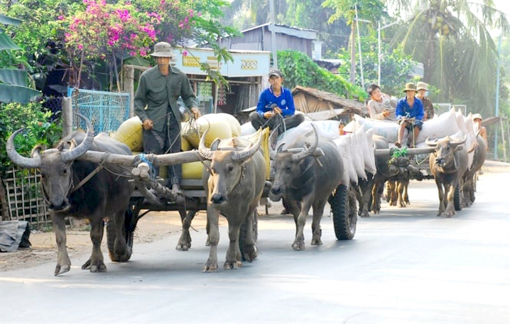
[62, 97, 73, 137]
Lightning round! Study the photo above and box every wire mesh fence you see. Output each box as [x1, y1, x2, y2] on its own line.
[67, 88, 130, 134]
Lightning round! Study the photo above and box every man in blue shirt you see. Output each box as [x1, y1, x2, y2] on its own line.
[249, 69, 304, 134]
[395, 82, 424, 148]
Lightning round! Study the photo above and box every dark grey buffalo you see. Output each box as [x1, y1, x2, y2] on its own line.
[7, 115, 135, 275]
[426, 136, 468, 217]
[270, 125, 347, 251]
[197, 132, 266, 271]
[371, 135, 424, 214]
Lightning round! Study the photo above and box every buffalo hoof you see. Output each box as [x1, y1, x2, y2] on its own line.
[176, 243, 190, 251]
[54, 264, 71, 276]
[292, 240, 305, 251]
[243, 245, 258, 262]
[176, 232, 191, 251]
[203, 260, 218, 272]
[223, 260, 241, 270]
[81, 259, 107, 273]
[311, 237, 322, 246]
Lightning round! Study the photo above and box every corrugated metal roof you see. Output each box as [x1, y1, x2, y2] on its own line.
[292, 86, 366, 115]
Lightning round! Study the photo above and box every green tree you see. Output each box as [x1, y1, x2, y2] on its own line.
[322, 0, 388, 83]
[386, 0, 510, 117]
[277, 50, 368, 100]
[337, 33, 416, 95]
[0, 13, 42, 103]
[283, 0, 351, 56]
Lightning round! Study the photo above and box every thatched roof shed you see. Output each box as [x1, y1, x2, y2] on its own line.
[291, 86, 366, 116]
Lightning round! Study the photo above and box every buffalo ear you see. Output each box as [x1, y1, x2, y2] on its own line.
[454, 145, 464, 152]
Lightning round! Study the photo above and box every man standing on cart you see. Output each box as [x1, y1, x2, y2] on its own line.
[394, 82, 424, 148]
[134, 41, 201, 194]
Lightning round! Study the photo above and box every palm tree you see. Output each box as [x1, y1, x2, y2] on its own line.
[322, 0, 387, 84]
[386, 0, 510, 114]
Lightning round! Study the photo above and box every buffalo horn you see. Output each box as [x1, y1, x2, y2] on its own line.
[450, 135, 466, 146]
[198, 130, 214, 160]
[291, 124, 319, 161]
[232, 131, 263, 162]
[6, 129, 42, 168]
[425, 137, 438, 147]
[61, 113, 94, 162]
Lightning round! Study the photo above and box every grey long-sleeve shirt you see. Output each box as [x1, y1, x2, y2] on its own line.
[134, 65, 197, 132]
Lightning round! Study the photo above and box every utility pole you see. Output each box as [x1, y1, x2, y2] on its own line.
[378, 21, 398, 86]
[269, 0, 278, 69]
[494, 34, 502, 159]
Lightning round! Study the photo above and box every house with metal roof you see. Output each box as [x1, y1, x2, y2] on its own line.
[218, 23, 318, 58]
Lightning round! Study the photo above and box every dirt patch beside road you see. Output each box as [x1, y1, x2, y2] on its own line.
[0, 211, 213, 272]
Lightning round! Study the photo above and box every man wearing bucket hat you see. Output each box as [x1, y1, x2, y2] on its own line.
[394, 82, 424, 148]
[134, 41, 201, 194]
[416, 82, 434, 120]
[472, 113, 488, 147]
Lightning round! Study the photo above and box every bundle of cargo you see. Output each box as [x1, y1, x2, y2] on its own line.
[111, 113, 243, 180]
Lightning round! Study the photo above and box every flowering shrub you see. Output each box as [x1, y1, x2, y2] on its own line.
[64, 0, 157, 59]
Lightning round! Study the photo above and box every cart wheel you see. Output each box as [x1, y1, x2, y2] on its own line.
[239, 209, 258, 262]
[107, 198, 140, 262]
[329, 184, 356, 240]
[454, 184, 463, 211]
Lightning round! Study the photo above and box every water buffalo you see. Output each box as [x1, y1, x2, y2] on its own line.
[462, 134, 487, 206]
[197, 132, 265, 271]
[426, 136, 468, 217]
[7, 115, 135, 275]
[270, 125, 347, 250]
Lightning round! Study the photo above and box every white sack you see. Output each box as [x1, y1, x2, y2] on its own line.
[240, 122, 257, 136]
[334, 136, 357, 185]
[353, 115, 400, 143]
[349, 133, 367, 180]
[416, 107, 460, 143]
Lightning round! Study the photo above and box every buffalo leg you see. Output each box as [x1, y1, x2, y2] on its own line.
[285, 198, 301, 236]
[435, 181, 445, 216]
[203, 205, 220, 272]
[293, 194, 313, 251]
[224, 212, 244, 270]
[110, 208, 130, 261]
[310, 200, 326, 246]
[52, 214, 71, 276]
[242, 207, 258, 262]
[444, 182, 456, 217]
[82, 216, 106, 272]
[176, 210, 196, 251]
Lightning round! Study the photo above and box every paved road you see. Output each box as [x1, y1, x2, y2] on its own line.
[1, 170, 509, 324]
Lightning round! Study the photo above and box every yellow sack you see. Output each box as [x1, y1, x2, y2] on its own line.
[182, 114, 233, 148]
[182, 161, 204, 179]
[112, 116, 143, 151]
[217, 113, 241, 137]
[181, 136, 193, 151]
[158, 162, 204, 180]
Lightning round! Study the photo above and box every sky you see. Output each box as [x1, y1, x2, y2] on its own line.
[492, 0, 510, 16]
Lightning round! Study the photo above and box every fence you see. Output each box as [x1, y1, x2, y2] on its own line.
[67, 88, 130, 134]
[1, 167, 50, 229]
